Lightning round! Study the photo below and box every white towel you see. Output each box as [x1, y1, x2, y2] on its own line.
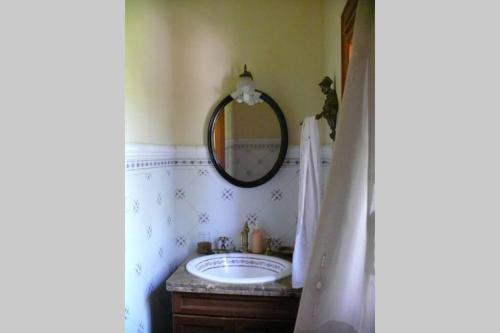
[292, 116, 321, 288]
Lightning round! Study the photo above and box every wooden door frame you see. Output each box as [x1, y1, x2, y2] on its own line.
[341, 0, 358, 95]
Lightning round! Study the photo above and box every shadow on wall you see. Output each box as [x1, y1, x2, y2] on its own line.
[148, 276, 173, 333]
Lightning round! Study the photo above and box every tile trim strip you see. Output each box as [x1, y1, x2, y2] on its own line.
[125, 144, 333, 172]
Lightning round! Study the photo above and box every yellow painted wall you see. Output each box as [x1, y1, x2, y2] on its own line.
[126, 0, 336, 145]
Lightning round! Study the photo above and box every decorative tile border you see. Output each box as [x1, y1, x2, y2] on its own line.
[125, 159, 213, 171]
[125, 144, 334, 172]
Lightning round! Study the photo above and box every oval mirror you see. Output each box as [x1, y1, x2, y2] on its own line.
[207, 91, 288, 188]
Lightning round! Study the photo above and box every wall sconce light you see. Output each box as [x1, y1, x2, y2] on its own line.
[230, 65, 263, 105]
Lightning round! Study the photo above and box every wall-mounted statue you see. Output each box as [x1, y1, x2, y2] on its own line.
[316, 76, 339, 141]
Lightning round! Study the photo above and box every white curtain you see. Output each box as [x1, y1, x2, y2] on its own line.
[292, 116, 322, 288]
[294, 0, 374, 332]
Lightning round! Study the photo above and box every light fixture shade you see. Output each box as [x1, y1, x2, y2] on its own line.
[230, 67, 263, 105]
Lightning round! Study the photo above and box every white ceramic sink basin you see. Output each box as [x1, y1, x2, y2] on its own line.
[186, 253, 292, 284]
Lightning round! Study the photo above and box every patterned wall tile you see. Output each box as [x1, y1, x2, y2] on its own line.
[221, 188, 234, 201]
[176, 235, 187, 247]
[198, 212, 210, 224]
[175, 188, 185, 200]
[245, 213, 259, 227]
[197, 169, 209, 176]
[271, 189, 284, 201]
[133, 200, 140, 214]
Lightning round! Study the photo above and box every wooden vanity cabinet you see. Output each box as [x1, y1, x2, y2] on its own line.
[173, 315, 233, 333]
[234, 318, 295, 333]
[171, 292, 300, 333]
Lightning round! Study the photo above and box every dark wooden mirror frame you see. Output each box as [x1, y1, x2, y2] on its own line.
[207, 90, 288, 188]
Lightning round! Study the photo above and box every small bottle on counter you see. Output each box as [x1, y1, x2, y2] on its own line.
[251, 223, 266, 254]
[240, 222, 250, 252]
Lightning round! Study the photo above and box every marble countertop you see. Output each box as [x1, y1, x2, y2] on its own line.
[165, 254, 301, 297]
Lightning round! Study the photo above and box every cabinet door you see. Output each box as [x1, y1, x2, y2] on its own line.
[173, 314, 233, 333]
[234, 318, 295, 333]
[173, 292, 299, 320]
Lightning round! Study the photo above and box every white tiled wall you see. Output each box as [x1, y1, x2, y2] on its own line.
[124, 144, 332, 333]
[125, 153, 177, 333]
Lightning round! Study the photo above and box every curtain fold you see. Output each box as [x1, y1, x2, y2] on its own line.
[294, 0, 375, 332]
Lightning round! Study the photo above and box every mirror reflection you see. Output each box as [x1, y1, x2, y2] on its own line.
[212, 101, 282, 182]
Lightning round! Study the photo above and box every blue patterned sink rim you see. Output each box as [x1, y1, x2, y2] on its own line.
[186, 253, 292, 284]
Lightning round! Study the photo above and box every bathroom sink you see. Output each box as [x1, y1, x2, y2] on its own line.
[186, 253, 292, 284]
